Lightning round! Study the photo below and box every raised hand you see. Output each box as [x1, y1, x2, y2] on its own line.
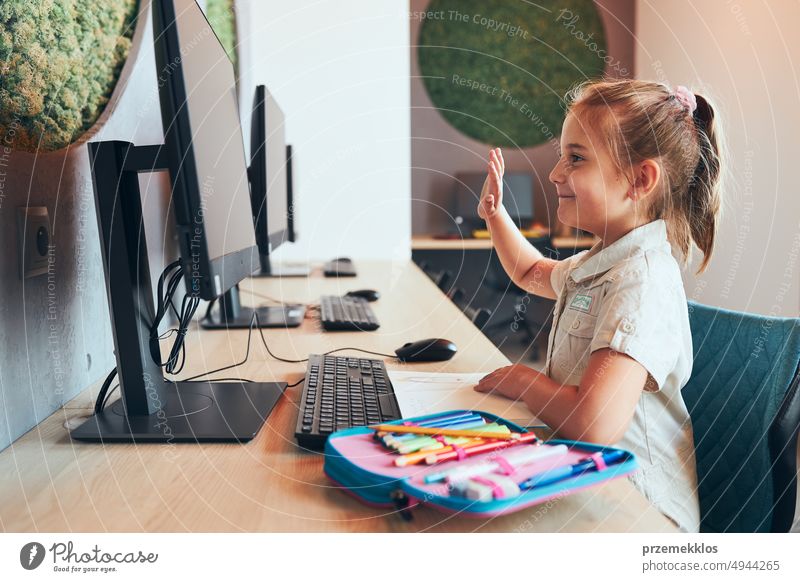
[477, 147, 505, 220]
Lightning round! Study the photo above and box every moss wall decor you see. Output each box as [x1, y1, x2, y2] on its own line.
[204, 0, 238, 77]
[417, 0, 607, 147]
[0, 0, 140, 152]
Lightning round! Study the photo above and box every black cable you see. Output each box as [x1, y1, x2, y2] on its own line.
[286, 378, 304, 388]
[321, 346, 397, 359]
[203, 297, 217, 322]
[95, 279, 398, 413]
[181, 311, 263, 381]
[94, 368, 118, 415]
[146, 259, 200, 376]
[163, 292, 200, 375]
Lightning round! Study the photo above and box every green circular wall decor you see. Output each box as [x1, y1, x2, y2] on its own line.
[0, 0, 139, 152]
[205, 0, 238, 78]
[418, 0, 608, 147]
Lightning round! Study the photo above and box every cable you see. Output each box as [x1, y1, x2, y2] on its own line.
[286, 377, 304, 388]
[147, 259, 200, 376]
[94, 281, 398, 412]
[321, 346, 397, 359]
[94, 368, 118, 415]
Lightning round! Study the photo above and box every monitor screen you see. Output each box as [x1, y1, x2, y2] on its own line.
[265, 89, 289, 249]
[249, 86, 290, 255]
[154, 0, 258, 299]
[453, 172, 534, 227]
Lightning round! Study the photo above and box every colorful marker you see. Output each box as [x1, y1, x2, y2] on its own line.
[370, 424, 521, 441]
[423, 433, 540, 464]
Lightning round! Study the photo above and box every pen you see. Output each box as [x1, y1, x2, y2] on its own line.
[518, 450, 627, 490]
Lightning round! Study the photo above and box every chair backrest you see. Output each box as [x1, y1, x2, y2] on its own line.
[683, 301, 800, 532]
[467, 306, 492, 330]
[448, 287, 492, 331]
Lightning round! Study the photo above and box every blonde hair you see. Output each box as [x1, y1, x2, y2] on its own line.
[566, 78, 724, 273]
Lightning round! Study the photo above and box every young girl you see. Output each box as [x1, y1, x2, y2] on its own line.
[474, 79, 723, 532]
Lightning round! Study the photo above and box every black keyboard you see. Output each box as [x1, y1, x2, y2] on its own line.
[319, 295, 380, 331]
[294, 354, 401, 449]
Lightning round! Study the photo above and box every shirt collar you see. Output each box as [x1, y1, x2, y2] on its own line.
[569, 219, 670, 284]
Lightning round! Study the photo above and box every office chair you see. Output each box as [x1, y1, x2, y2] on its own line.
[448, 287, 492, 330]
[482, 236, 557, 360]
[683, 301, 800, 532]
[418, 261, 454, 294]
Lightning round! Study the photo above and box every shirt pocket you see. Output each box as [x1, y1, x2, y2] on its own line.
[566, 312, 597, 339]
[556, 312, 598, 380]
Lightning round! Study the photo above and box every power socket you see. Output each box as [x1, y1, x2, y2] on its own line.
[17, 206, 51, 279]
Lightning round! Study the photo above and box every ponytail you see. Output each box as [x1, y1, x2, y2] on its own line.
[686, 93, 723, 273]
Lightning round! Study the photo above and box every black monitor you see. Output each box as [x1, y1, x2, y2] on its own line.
[248, 86, 308, 278]
[69, 0, 286, 443]
[155, 0, 259, 300]
[287, 144, 297, 242]
[453, 172, 534, 229]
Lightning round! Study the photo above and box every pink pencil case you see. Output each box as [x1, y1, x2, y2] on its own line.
[323, 410, 638, 519]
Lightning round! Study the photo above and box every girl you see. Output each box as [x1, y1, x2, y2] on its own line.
[474, 79, 723, 532]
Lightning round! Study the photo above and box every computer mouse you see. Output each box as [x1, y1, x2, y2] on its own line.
[395, 338, 458, 362]
[345, 289, 380, 302]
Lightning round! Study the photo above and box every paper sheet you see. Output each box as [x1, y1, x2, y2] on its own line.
[387, 370, 546, 428]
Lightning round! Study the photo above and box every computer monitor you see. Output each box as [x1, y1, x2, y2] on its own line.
[248, 86, 308, 278]
[453, 172, 534, 229]
[287, 144, 297, 242]
[69, 0, 285, 443]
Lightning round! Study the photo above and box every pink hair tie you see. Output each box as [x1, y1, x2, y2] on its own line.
[674, 85, 697, 114]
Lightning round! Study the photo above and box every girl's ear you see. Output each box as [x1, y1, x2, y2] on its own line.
[629, 159, 661, 201]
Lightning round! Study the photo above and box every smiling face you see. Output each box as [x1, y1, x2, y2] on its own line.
[549, 110, 634, 239]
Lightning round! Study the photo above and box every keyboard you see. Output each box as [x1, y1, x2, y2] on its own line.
[294, 354, 401, 449]
[319, 295, 380, 331]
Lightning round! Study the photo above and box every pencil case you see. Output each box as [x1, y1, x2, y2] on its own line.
[323, 410, 638, 519]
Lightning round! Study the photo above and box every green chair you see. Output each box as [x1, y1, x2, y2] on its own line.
[683, 301, 800, 532]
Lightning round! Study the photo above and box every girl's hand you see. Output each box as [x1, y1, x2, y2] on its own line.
[477, 147, 505, 220]
[475, 363, 538, 402]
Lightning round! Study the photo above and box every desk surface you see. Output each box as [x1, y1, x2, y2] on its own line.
[412, 235, 597, 251]
[0, 261, 675, 532]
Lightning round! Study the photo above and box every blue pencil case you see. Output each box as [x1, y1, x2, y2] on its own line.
[323, 410, 638, 519]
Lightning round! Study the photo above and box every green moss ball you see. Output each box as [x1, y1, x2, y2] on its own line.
[0, 0, 138, 152]
[418, 0, 607, 147]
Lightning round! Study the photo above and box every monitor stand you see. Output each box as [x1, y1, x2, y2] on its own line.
[201, 284, 305, 330]
[251, 253, 310, 278]
[70, 140, 284, 443]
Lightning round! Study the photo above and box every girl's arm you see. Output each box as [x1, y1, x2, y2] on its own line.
[480, 148, 558, 300]
[475, 349, 647, 444]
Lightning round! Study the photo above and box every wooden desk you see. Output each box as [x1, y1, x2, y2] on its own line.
[411, 235, 598, 252]
[0, 261, 675, 532]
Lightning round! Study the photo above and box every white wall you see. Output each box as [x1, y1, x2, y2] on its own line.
[237, 0, 411, 261]
[636, 0, 800, 317]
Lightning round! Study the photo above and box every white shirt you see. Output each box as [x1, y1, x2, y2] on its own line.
[546, 219, 700, 532]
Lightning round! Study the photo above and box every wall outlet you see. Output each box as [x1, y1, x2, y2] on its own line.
[17, 207, 51, 279]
